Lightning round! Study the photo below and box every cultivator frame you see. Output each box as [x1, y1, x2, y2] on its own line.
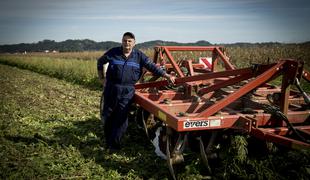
[133, 46, 310, 179]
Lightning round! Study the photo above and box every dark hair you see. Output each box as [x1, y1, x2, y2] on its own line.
[123, 32, 135, 39]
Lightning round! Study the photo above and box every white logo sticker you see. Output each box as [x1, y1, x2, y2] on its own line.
[210, 119, 221, 127]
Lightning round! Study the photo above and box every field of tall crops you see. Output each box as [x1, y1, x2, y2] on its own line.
[1, 43, 309, 90]
[0, 54, 100, 89]
[1, 44, 310, 179]
[225, 43, 310, 68]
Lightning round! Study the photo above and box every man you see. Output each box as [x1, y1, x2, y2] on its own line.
[97, 32, 175, 151]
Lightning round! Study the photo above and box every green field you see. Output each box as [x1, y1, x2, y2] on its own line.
[1, 45, 310, 179]
[0, 64, 172, 179]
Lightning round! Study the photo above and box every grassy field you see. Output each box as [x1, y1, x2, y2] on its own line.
[1, 44, 310, 179]
[0, 64, 172, 179]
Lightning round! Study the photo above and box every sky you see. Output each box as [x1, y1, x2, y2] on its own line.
[0, 0, 309, 45]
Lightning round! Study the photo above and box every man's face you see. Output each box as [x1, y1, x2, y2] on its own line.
[122, 35, 135, 52]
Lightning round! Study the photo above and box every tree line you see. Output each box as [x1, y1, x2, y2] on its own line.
[0, 39, 309, 53]
[0, 39, 212, 53]
[0, 39, 120, 53]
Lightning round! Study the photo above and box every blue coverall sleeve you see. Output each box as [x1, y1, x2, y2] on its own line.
[140, 52, 165, 77]
[97, 52, 110, 71]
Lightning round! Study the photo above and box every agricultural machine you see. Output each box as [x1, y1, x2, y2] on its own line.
[130, 46, 310, 179]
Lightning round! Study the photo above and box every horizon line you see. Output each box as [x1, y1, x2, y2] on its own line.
[1, 38, 310, 46]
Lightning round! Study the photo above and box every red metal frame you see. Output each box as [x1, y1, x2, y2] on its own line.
[134, 46, 310, 149]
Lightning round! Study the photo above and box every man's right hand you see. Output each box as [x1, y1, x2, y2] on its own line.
[99, 78, 106, 88]
[98, 70, 106, 88]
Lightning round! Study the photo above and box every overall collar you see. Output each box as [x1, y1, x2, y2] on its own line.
[120, 46, 135, 60]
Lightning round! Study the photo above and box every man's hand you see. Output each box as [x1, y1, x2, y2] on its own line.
[164, 73, 176, 84]
[98, 70, 106, 88]
[99, 78, 106, 88]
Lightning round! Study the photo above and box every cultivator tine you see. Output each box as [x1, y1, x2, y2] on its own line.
[174, 133, 187, 153]
[198, 136, 212, 174]
[166, 131, 177, 180]
[198, 131, 218, 175]
[166, 127, 187, 180]
[295, 78, 310, 105]
[140, 109, 149, 138]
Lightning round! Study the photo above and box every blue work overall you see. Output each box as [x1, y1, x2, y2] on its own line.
[97, 47, 165, 149]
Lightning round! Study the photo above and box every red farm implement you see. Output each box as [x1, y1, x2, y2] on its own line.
[132, 46, 310, 179]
